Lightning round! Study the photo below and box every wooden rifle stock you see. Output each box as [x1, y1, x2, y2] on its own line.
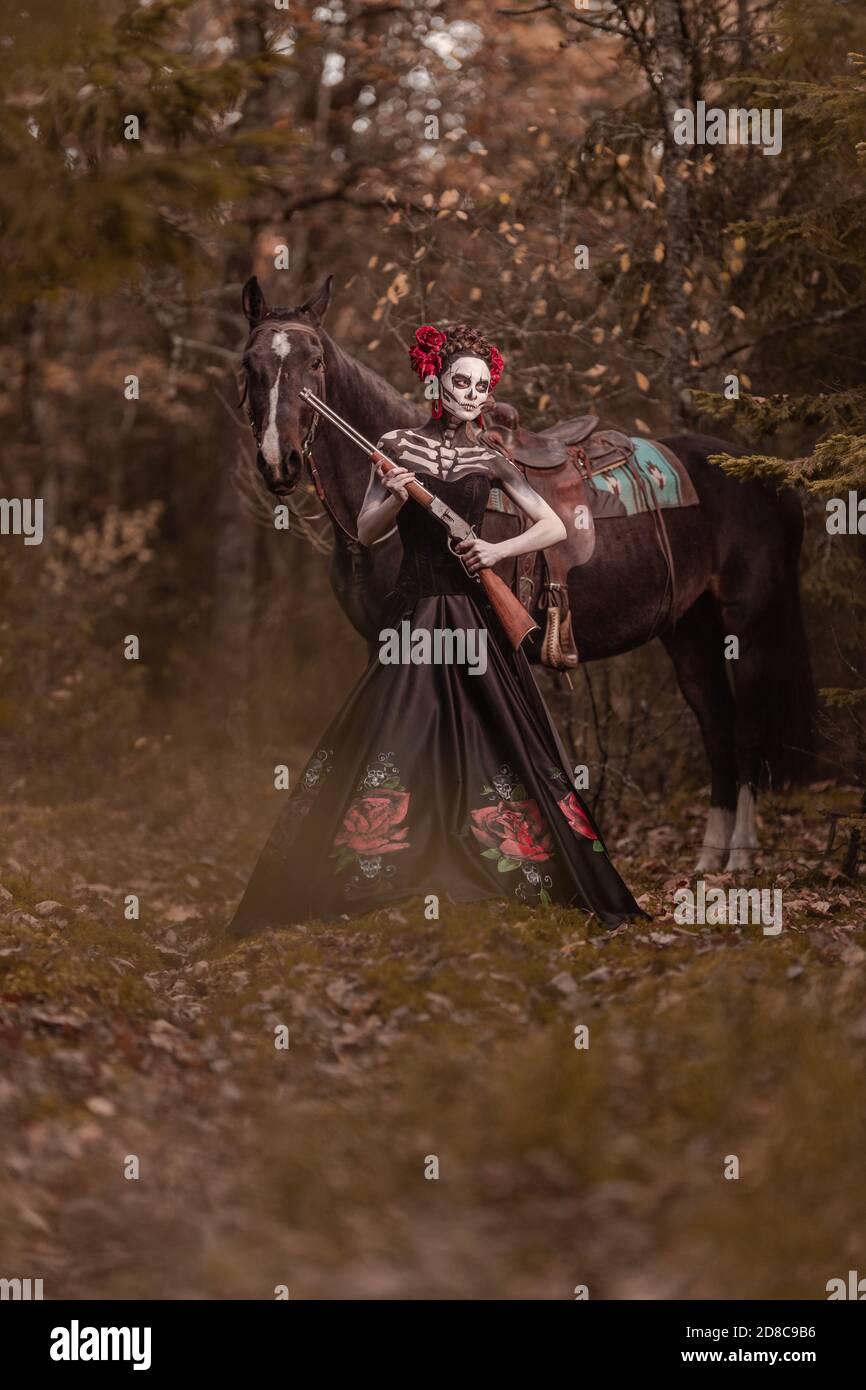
[477, 567, 539, 651]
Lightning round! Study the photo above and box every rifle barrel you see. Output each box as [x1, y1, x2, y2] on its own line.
[299, 388, 376, 457]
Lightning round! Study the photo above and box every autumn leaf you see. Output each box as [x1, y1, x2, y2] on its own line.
[635, 371, 650, 391]
[386, 272, 410, 304]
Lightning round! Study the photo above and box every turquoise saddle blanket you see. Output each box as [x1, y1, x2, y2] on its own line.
[588, 437, 697, 517]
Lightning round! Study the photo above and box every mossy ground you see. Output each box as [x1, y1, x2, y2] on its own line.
[1, 779, 865, 1299]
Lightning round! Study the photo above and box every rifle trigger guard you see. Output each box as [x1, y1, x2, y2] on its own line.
[448, 528, 480, 582]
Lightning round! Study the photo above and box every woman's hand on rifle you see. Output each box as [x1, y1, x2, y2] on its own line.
[376, 462, 414, 502]
[455, 536, 502, 574]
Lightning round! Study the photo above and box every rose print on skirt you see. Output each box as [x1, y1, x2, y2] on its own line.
[557, 790, 605, 853]
[471, 768, 556, 906]
[331, 756, 411, 898]
[471, 798, 553, 866]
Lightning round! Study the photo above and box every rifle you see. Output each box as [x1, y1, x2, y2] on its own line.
[298, 388, 539, 652]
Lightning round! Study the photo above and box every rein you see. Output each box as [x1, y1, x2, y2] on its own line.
[239, 319, 359, 544]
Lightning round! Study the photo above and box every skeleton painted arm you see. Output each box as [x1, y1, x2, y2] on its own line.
[357, 434, 413, 546]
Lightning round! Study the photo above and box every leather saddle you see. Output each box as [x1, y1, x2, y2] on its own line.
[476, 402, 636, 670]
[480, 400, 634, 476]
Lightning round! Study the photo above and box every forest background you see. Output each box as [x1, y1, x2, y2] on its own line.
[2, 0, 864, 822]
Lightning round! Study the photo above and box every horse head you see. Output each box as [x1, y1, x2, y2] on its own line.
[240, 273, 333, 495]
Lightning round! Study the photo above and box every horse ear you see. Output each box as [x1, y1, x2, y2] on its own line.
[299, 274, 333, 324]
[242, 275, 267, 325]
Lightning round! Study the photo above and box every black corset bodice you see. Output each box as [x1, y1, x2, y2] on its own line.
[392, 471, 492, 602]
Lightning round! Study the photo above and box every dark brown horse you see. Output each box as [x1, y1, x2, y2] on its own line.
[239, 274, 815, 872]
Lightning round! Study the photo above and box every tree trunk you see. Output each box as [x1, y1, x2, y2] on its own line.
[654, 0, 693, 428]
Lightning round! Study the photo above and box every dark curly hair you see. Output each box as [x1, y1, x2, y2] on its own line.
[439, 323, 496, 369]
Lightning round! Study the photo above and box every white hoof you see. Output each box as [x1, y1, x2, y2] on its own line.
[695, 848, 727, 873]
[695, 806, 735, 874]
[724, 847, 755, 873]
[725, 786, 759, 873]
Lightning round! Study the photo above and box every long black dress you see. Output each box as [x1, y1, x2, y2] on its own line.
[229, 419, 644, 934]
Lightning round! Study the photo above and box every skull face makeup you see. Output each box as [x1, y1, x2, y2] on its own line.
[439, 354, 491, 422]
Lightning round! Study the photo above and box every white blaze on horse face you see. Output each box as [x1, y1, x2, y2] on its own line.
[260, 331, 292, 469]
[439, 354, 491, 421]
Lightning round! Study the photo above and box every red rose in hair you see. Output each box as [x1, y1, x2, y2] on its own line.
[488, 345, 505, 389]
[409, 345, 442, 380]
[415, 325, 447, 352]
[408, 325, 447, 381]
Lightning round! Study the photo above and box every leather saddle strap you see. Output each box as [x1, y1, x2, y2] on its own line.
[516, 547, 536, 609]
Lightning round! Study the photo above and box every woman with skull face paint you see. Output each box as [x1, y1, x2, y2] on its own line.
[229, 324, 645, 935]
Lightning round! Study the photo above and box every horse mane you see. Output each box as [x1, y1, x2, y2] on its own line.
[320, 329, 422, 430]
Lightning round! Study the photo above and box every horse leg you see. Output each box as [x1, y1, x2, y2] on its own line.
[716, 490, 812, 872]
[329, 533, 394, 645]
[660, 594, 738, 872]
[719, 617, 775, 873]
[726, 783, 759, 873]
